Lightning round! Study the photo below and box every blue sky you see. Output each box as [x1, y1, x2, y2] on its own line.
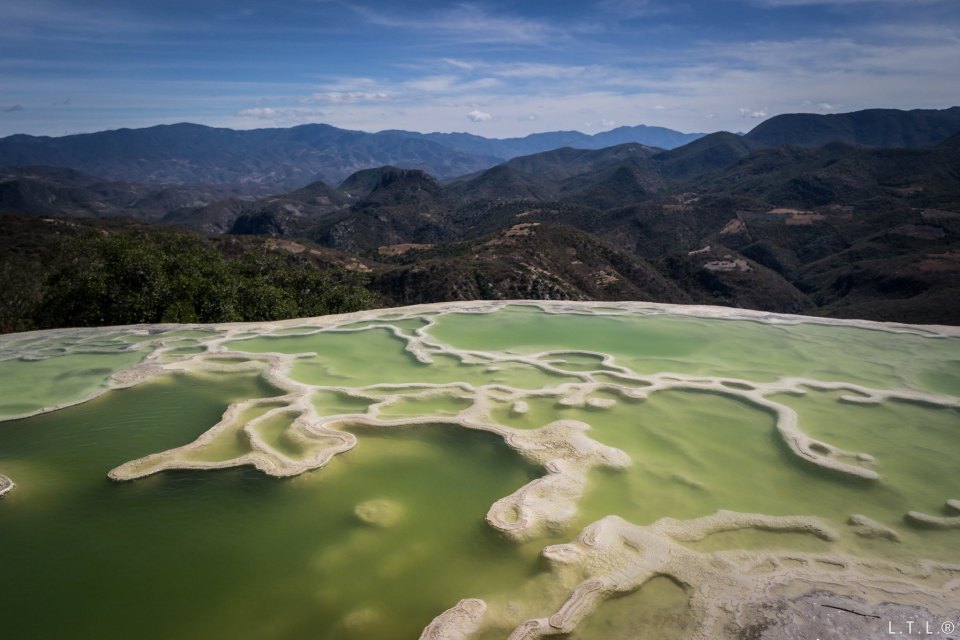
[1, 0, 958, 137]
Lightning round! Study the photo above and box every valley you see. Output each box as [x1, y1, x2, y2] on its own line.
[2, 107, 960, 330]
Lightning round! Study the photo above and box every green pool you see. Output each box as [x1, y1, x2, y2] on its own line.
[0, 301, 957, 639]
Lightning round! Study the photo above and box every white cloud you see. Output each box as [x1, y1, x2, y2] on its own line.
[236, 107, 333, 125]
[405, 75, 459, 93]
[487, 63, 593, 79]
[308, 91, 391, 104]
[803, 100, 840, 111]
[3, 1, 161, 44]
[26, 7, 951, 139]
[237, 107, 279, 118]
[597, 0, 675, 18]
[351, 4, 560, 45]
[601, 118, 616, 127]
[467, 109, 492, 122]
[443, 58, 475, 71]
[314, 77, 383, 92]
[404, 75, 500, 94]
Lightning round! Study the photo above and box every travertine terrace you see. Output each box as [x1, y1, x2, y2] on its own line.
[1, 301, 957, 639]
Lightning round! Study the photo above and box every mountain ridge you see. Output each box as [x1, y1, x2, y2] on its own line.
[0, 121, 701, 189]
[383, 124, 704, 159]
[2, 106, 957, 190]
[745, 107, 960, 148]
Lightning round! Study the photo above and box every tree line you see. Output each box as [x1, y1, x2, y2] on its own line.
[0, 220, 379, 334]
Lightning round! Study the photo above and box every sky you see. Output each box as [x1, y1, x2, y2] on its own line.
[1, 0, 959, 138]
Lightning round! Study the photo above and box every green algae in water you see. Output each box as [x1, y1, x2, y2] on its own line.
[0, 370, 281, 498]
[428, 305, 955, 392]
[541, 352, 609, 372]
[1, 303, 959, 640]
[569, 389, 959, 562]
[0, 377, 541, 640]
[377, 393, 473, 419]
[227, 329, 578, 389]
[156, 345, 207, 362]
[227, 329, 423, 387]
[335, 317, 429, 334]
[568, 577, 693, 640]
[253, 411, 305, 458]
[767, 389, 960, 559]
[0, 348, 147, 417]
[183, 403, 284, 463]
[312, 391, 374, 417]
[488, 395, 581, 430]
[770, 390, 960, 514]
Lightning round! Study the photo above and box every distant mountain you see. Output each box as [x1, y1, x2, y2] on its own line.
[0, 165, 263, 220]
[448, 143, 665, 207]
[697, 138, 960, 209]
[387, 124, 703, 158]
[2, 107, 957, 192]
[0, 122, 701, 190]
[4, 106, 960, 325]
[655, 132, 765, 180]
[496, 143, 660, 180]
[168, 178, 351, 236]
[0, 123, 501, 188]
[745, 107, 960, 148]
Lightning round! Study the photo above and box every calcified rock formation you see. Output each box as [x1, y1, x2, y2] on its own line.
[848, 513, 901, 541]
[0, 474, 13, 498]
[1, 300, 958, 638]
[481, 420, 630, 540]
[419, 599, 488, 640]
[905, 499, 960, 530]
[68, 305, 954, 526]
[497, 512, 959, 640]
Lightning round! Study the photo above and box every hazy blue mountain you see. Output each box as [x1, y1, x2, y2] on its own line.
[447, 143, 665, 207]
[0, 122, 701, 189]
[2, 107, 956, 192]
[385, 124, 703, 158]
[0, 123, 501, 188]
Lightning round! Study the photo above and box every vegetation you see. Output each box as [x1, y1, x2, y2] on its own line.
[0, 217, 378, 333]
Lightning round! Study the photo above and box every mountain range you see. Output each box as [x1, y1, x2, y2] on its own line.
[1, 107, 957, 191]
[0, 122, 701, 189]
[2, 106, 959, 327]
